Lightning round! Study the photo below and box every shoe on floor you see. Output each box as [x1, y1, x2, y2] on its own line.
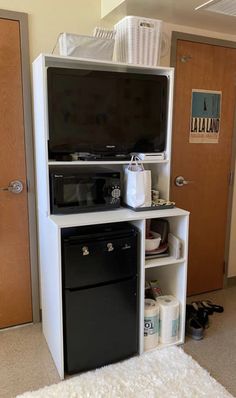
[186, 316, 204, 340]
[190, 303, 210, 328]
[200, 300, 224, 313]
[186, 303, 209, 329]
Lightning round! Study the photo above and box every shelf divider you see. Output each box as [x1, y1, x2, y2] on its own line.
[145, 256, 185, 269]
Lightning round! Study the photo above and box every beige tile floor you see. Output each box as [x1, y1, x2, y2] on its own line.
[0, 286, 235, 398]
[0, 323, 60, 398]
[184, 285, 236, 397]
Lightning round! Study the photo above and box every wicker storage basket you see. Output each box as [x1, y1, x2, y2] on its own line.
[114, 16, 162, 66]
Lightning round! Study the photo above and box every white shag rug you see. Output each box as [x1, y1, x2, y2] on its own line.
[16, 346, 232, 398]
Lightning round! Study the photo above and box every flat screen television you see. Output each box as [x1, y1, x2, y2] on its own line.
[47, 67, 168, 160]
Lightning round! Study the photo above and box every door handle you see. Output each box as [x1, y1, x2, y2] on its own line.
[175, 176, 194, 187]
[0, 180, 24, 194]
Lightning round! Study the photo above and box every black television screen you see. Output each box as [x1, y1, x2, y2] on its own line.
[47, 67, 168, 159]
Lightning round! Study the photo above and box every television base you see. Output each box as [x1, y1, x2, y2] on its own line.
[131, 152, 165, 161]
[73, 153, 131, 161]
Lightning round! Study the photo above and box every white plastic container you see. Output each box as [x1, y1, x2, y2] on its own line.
[59, 32, 115, 61]
[114, 16, 162, 66]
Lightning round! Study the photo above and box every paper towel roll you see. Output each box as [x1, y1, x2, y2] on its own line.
[156, 295, 179, 345]
[144, 298, 159, 350]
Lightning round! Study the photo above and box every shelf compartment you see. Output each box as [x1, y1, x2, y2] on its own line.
[145, 216, 189, 264]
[145, 262, 187, 344]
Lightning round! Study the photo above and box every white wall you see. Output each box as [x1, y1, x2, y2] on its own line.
[101, 0, 125, 18]
[228, 171, 236, 277]
[0, 1, 101, 61]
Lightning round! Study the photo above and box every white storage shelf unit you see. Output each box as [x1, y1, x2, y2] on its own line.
[32, 54, 189, 379]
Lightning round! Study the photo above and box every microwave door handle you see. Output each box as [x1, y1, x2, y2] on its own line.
[53, 175, 64, 208]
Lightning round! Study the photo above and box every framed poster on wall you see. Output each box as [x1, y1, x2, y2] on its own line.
[190, 89, 221, 144]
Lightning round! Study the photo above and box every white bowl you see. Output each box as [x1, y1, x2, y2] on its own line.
[145, 231, 161, 252]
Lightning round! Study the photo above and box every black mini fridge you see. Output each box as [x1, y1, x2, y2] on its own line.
[61, 222, 139, 374]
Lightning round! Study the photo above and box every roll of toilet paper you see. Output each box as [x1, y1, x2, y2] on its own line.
[156, 295, 179, 345]
[144, 298, 159, 351]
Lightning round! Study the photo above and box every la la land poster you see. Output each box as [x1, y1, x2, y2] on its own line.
[190, 89, 221, 144]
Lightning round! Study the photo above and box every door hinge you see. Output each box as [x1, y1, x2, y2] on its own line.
[229, 171, 234, 186]
[26, 179, 30, 192]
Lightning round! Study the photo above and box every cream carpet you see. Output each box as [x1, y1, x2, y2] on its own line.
[16, 346, 232, 398]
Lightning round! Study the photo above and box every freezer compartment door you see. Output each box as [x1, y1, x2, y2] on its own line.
[63, 278, 139, 374]
[62, 235, 138, 289]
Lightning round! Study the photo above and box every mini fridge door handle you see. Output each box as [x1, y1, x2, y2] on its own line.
[82, 246, 89, 256]
[107, 242, 114, 252]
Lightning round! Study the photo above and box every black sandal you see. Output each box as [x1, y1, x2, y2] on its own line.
[191, 301, 213, 315]
[189, 303, 209, 328]
[186, 316, 204, 340]
[200, 300, 224, 313]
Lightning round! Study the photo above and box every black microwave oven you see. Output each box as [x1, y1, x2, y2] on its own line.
[49, 167, 121, 214]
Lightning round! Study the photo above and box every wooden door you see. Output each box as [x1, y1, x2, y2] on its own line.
[171, 39, 236, 295]
[0, 17, 32, 327]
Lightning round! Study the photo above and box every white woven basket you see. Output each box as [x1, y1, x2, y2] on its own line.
[59, 32, 115, 61]
[114, 16, 162, 66]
